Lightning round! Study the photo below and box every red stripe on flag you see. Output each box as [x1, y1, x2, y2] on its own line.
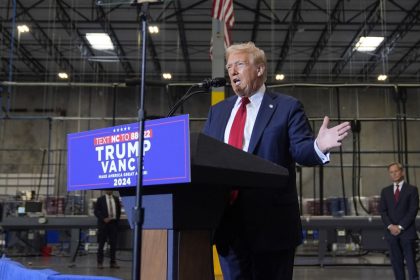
[211, 0, 235, 49]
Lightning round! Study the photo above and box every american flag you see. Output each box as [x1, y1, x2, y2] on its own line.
[211, 0, 234, 48]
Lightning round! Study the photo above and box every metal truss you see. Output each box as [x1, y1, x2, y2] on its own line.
[233, 1, 277, 23]
[389, 38, 420, 80]
[55, 0, 105, 74]
[302, 0, 345, 78]
[96, 5, 134, 76]
[15, 0, 74, 74]
[0, 16, 46, 75]
[275, 0, 302, 73]
[359, 0, 420, 78]
[331, 0, 381, 79]
[250, 0, 262, 42]
[174, 0, 190, 79]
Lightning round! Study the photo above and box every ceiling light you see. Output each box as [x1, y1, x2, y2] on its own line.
[58, 72, 69, 79]
[377, 74, 388, 81]
[354, 36, 384, 52]
[275, 74, 285, 81]
[148, 26, 159, 34]
[17, 24, 29, 33]
[85, 33, 114, 50]
[162, 73, 172, 80]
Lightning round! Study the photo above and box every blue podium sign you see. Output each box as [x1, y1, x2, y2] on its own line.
[67, 115, 191, 191]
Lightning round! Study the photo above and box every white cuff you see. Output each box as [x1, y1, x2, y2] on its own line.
[314, 140, 330, 164]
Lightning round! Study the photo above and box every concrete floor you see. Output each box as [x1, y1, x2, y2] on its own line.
[6, 251, 403, 280]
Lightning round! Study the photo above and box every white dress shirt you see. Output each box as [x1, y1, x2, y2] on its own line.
[106, 194, 116, 219]
[394, 181, 403, 193]
[224, 84, 329, 162]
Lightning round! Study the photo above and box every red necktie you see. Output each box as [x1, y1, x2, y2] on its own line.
[228, 97, 250, 203]
[394, 184, 400, 203]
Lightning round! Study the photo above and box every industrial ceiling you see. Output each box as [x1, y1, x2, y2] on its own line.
[1, 0, 420, 84]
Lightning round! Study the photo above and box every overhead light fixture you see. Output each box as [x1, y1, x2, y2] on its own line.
[275, 74, 285, 81]
[162, 73, 172, 80]
[58, 72, 69, 79]
[17, 24, 29, 33]
[377, 74, 388, 81]
[85, 33, 114, 50]
[148, 25, 159, 34]
[354, 36, 384, 52]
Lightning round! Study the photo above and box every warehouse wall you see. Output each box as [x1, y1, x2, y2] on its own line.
[0, 84, 419, 214]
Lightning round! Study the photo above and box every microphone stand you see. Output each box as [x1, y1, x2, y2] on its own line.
[132, 2, 149, 280]
[167, 78, 227, 117]
[167, 87, 209, 117]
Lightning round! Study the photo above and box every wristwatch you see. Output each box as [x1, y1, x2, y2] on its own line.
[398, 225, 404, 230]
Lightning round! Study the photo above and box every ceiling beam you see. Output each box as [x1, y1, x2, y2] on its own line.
[233, 1, 276, 22]
[130, 5, 162, 77]
[96, 5, 135, 75]
[261, 0, 282, 23]
[160, 0, 207, 22]
[275, 0, 302, 73]
[155, 0, 174, 22]
[145, 33, 162, 76]
[15, 0, 75, 74]
[302, 0, 345, 78]
[388, 0, 420, 22]
[305, 0, 328, 15]
[1, 57, 20, 78]
[58, 0, 91, 22]
[12, 0, 45, 20]
[0, 16, 46, 75]
[389, 38, 420, 80]
[331, 0, 381, 79]
[56, 0, 105, 74]
[174, 0, 191, 79]
[358, 0, 420, 78]
[251, 0, 262, 42]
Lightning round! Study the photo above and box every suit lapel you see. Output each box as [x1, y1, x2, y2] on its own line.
[396, 183, 407, 206]
[248, 92, 277, 153]
[216, 96, 237, 141]
[389, 185, 398, 207]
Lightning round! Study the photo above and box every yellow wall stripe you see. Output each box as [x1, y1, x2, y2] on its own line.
[211, 90, 225, 105]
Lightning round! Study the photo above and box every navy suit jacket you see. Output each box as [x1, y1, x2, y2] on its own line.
[380, 182, 419, 239]
[203, 90, 323, 252]
[94, 195, 122, 226]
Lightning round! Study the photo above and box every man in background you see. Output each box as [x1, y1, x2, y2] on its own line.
[94, 190, 121, 269]
[380, 162, 419, 280]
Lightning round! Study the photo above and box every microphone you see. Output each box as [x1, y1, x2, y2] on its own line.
[197, 77, 226, 88]
[167, 78, 224, 117]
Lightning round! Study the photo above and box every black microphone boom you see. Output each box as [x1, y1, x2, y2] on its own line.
[197, 77, 226, 88]
[166, 77, 226, 117]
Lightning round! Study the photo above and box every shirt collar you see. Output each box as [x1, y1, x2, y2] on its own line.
[235, 84, 266, 106]
[395, 181, 404, 188]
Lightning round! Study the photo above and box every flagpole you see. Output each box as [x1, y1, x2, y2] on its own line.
[211, 18, 226, 105]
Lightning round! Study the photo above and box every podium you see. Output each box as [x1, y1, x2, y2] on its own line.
[120, 133, 288, 280]
[66, 116, 288, 280]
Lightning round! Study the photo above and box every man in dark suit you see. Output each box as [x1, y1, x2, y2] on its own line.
[203, 42, 351, 280]
[94, 190, 121, 269]
[380, 162, 419, 280]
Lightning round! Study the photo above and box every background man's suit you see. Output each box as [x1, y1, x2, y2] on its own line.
[380, 182, 419, 280]
[203, 90, 323, 263]
[94, 193, 121, 267]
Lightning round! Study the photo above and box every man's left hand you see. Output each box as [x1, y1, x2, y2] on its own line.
[389, 224, 401, 236]
[316, 116, 351, 153]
